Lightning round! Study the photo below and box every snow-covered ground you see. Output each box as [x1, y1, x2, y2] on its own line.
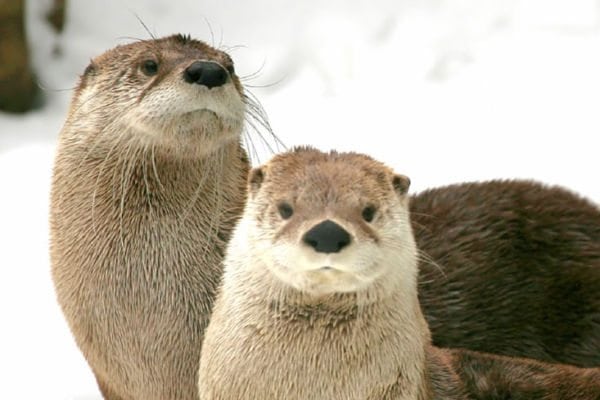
[1, 1, 599, 398]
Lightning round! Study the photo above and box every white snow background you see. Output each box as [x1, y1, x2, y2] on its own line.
[1, 0, 599, 398]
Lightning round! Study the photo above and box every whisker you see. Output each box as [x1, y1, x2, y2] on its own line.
[36, 82, 77, 93]
[244, 117, 275, 156]
[204, 149, 226, 257]
[244, 91, 286, 147]
[203, 16, 216, 48]
[219, 44, 247, 53]
[151, 143, 164, 190]
[242, 130, 260, 166]
[115, 36, 147, 43]
[383, 239, 447, 279]
[118, 138, 142, 251]
[76, 101, 131, 170]
[238, 59, 267, 81]
[237, 88, 286, 165]
[178, 154, 211, 226]
[90, 119, 133, 233]
[249, 112, 285, 152]
[142, 143, 153, 215]
[416, 250, 447, 278]
[132, 13, 156, 40]
[242, 80, 286, 89]
[246, 94, 286, 150]
[217, 22, 225, 50]
[409, 211, 436, 218]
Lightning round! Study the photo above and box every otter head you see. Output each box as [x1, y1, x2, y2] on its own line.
[242, 147, 416, 297]
[68, 34, 245, 158]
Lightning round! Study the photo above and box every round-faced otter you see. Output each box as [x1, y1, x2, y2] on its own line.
[413, 180, 600, 367]
[198, 147, 438, 399]
[50, 34, 249, 400]
[198, 147, 600, 399]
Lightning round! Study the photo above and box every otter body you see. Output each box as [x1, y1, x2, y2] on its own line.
[50, 35, 249, 399]
[198, 148, 450, 399]
[198, 147, 600, 399]
[451, 349, 600, 399]
[413, 181, 600, 367]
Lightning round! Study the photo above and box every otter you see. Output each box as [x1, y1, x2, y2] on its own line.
[197, 147, 600, 400]
[413, 180, 600, 367]
[50, 34, 249, 400]
[50, 33, 599, 399]
[452, 349, 600, 399]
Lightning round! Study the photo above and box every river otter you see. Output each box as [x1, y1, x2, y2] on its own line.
[50, 34, 249, 399]
[198, 147, 600, 399]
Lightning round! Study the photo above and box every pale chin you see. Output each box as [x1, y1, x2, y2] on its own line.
[160, 113, 242, 156]
[307, 274, 373, 296]
[267, 254, 380, 296]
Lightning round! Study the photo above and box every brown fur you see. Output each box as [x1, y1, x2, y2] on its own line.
[413, 181, 600, 367]
[50, 35, 249, 399]
[198, 147, 600, 399]
[449, 348, 600, 399]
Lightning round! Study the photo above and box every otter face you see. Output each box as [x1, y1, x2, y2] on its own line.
[71, 34, 245, 157]
[244, 147, 416, 296]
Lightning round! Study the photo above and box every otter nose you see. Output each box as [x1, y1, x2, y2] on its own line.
[302, 220, 351, 254]
[183, 61, 228, 88]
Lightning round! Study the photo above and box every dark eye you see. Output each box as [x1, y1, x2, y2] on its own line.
[362, 206, 376, 222]
[277, 202, 294, 220]
[141, 59, 159, 76]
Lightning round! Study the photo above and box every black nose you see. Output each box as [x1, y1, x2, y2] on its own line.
[183, 61, 228, 88]
[302, 220, 351, 254]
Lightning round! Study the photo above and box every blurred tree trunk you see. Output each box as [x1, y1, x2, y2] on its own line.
[0, 0, 39, 113]
[0, 0, 66, 113]
[46, 0, 66, 34]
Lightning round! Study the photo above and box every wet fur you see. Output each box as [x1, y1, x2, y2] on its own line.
[50, 35, 249, 399]
[413, 181, 600, 367]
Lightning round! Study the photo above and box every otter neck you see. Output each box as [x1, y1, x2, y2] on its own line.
[225, 253, 432, 399]
[54, 136, 247, 284]
[77, 139, 244, 213]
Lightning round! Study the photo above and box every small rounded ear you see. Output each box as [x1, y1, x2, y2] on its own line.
[83, 61, 96, 77]
[248, 167, 265, 196]
[392, 174, 411, 195]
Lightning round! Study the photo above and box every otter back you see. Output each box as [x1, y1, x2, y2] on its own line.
[413, 180, 600, 367]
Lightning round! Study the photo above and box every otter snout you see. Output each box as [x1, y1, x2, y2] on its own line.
[184, 61, 228, 89]
[302, 220, 351, 254]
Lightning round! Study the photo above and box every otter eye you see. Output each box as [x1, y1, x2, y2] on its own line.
[141, 59, 159, 76]
[277, 202, 294, 220]
[362, 206, 376, 223]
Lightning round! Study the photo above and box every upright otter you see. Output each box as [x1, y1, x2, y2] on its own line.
[50, 35, 249, 400]
[413, 181, 600, 367]
[198, 147, 600, 400]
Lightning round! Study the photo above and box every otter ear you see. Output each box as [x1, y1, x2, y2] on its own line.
[392, 174, 411, 196]
[83, 61, 96, 77]
[248, 167, 265, 197]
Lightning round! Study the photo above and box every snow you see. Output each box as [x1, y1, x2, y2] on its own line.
[1, 1, 599, 398]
